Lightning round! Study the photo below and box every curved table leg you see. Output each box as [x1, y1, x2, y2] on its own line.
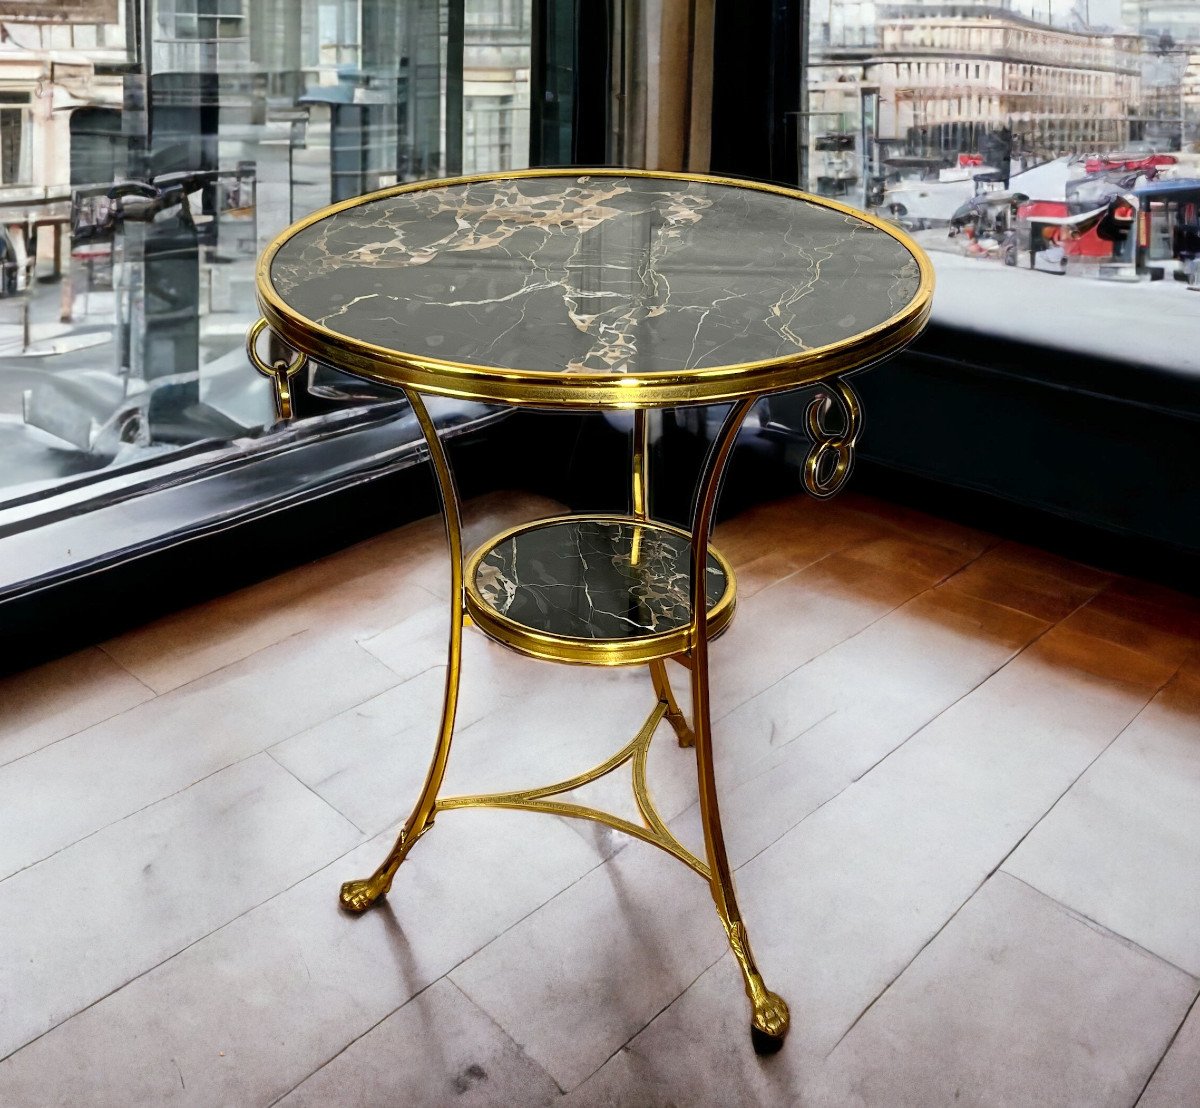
[340, 389, 466, 913]
[689, 398, 790, 1054]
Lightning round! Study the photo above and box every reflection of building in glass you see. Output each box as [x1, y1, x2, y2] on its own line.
[1188, 58, 1200, 138]
[813, 0, 881, 48]
[1121, 0, 1200, 44]
[0, 17, 126, 195]
[154, 0, 251, 72]
[877, 7, 1140, 156]
[464, 0, 530, 174]
[807, 1, 1141, 199]
[1122, 0, 1199, 151]
[0, 1, 532, 492]
[1138, 55, 1199, 150]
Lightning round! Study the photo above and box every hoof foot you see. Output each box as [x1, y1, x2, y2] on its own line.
[339, 876, 390, 914]
[663, 708, 694, 748]
[750, 991, 789, 1055]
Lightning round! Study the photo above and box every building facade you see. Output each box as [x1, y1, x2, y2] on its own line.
[876, 5, 1141, 156]
[0, 15, 125, 200]
[807, 0, 1142, 198]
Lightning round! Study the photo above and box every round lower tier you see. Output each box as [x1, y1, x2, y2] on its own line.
[464, 514, 736, 665]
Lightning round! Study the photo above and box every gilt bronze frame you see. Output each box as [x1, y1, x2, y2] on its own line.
[248, 166, 932, 1054]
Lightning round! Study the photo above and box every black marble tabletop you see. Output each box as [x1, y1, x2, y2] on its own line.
[474, 519, 728, 640]
[267, 173, 923, 379]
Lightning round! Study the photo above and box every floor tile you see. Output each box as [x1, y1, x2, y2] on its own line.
[345, 513, 450, 599]
[712, 498, 880, 572]
[682, 586, 1048, 869]
[358, 603, 455, 682]
[0, 632, 397, 880]
[3, 488, 1198, 1104]
[717, 620, 1171, 1054]
[835, 533, 974, 582]
[286, 621, 683, 857]
[822, 873, 1197, 1107]
[1005, 666, 1200, 975]
[101, 563, 436, 695]
[1064, 598, 1200, 671]
[100, 492, 563, 695]
[450, 835, 729, 1092]
[1139, 994, 1200, 1108]
[459, 491, 568, 550]
[469, 657, 703, 863]
[277, 979, 560, 1106]
[1036, 610, 1181, 689]
[838, 492, 995, 558]
[711, 551, 942, 714]
[723, 548, 811, 599]
[0, 753, 361, 1061]
[0, 809, 601, 1106]
[574, 875, 1200, 1108]
[439, 644, 671, 804]
[270, 662, 492, 835]
[411, 491, 569, 600]
[0, 647, 153, 767]
[564, 952, 825, 1107]
[1089, 577, 1200, 646]
[939, 539, 1111, 622]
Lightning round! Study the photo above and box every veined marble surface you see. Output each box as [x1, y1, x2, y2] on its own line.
[269, 174, 922, 376]
[474, 519, 728, 640]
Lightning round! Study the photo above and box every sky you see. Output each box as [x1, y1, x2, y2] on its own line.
[1010, 0, 1125, 27]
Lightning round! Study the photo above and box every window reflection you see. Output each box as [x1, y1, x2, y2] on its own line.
[0, 0, 530, 503]
[805, 1, 1200, 365]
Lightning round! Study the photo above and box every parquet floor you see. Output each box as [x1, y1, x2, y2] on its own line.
[1, 488, 1198, 1106]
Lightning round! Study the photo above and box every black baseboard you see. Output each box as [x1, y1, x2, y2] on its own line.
[5, 372, 1199, 677]
[854, 459, 1200, 597]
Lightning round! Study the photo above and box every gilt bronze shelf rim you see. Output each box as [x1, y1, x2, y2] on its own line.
[255, 166, 934, 411]
[463, 512, 737, 667]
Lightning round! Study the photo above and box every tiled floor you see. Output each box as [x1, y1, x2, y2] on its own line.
[1, 487, 1198, 1106]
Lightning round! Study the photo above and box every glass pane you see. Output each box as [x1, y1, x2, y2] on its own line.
[804, 1, 1200, 366]
[0, 1, 531, 506]
[463, 0, 530, 174]
[0, 109, 27, 186]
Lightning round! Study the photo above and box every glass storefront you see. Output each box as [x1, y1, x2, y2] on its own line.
[803, 0, 1200, 371]
[4, 0, 1197, 567]
[0, 0, 530, 505]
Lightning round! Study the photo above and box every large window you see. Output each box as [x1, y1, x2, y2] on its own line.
[155, 0, 251, 71]
[805, 0, 1200, 369]
[0, 95, 30, 186]
[0, 0, 531, 505]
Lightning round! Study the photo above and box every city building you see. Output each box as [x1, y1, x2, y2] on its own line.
[0, 14, 125, 198]
[463, 0, 531, 174]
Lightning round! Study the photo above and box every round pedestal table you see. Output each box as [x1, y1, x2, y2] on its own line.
[248, 169, 933, 1053]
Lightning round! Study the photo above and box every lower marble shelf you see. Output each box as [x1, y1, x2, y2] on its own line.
[464, 514, 736, 665]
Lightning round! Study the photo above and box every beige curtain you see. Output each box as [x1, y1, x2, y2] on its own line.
[613, 0, 714, 172]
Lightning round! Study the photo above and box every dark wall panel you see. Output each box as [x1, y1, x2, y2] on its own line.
[709, 0, 801, 185]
